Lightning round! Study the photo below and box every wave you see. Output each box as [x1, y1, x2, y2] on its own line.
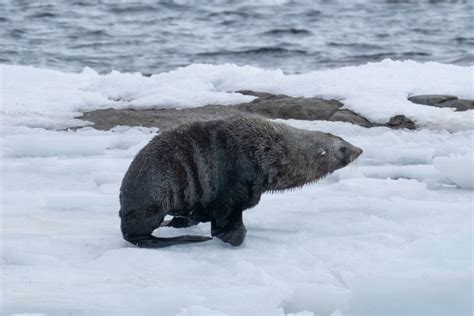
[347, 52, 431, 60]
[327, 42, 384, 50]
[198, 47, 308, 57]
[107, 4, 167, 14]
[26, 12, 57, 19]
[262, 28, 313, 36]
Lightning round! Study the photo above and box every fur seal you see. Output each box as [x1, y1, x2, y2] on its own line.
[119, 117, 362, 248]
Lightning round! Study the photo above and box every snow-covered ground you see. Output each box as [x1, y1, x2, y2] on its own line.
[1, 61, 473, 315]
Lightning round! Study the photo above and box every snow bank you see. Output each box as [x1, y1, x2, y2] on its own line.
[2, 60, 473, 129]
[434, 153, 474, 189]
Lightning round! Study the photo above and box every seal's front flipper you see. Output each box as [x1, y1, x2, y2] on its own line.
[160, 216, 199, 228]
[211, 211, 247, 247]
[125, 235, 212, 248]
[214, 224, 247, 246]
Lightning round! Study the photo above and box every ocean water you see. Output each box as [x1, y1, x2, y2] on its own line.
[1, 0, 473, 74]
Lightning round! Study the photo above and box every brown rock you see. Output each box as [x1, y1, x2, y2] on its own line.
[386, 115, 416, 130]
[236, 90, 285, 99]
[433, 99, 474, 111]
[78, 91, 419, 131]
[328, 109, 373, 127]
[408, 95, 458, 105]
[408, 94, 473, 111]
[79, 104, 244, 132]
[238, 96, 342, 120]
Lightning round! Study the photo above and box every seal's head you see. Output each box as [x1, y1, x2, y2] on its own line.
[285, 129, 363, 186]
[318, 132, 363, 170]
[263, 123, 363, 191]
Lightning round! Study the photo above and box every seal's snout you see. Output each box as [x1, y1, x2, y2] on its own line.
[338, 144, 363, 167]
[352, 146, 363, 160]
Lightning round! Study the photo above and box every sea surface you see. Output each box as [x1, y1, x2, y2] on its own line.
[1, 0, 473, 74]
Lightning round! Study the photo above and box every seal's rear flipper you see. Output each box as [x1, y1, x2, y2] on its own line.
[125, 235, 212, 248]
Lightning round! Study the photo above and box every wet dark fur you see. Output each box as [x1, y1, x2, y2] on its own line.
[119, 117, 362, 248]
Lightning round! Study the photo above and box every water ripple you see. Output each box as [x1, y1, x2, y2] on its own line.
[0, 0, 472, 73]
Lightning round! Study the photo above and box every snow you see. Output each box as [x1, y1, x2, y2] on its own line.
[2, 59, 473, 130]
[434, 153, 474, 189]
[1, 61, 473, 315]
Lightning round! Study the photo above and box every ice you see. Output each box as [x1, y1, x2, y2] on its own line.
[434, 153, 474, 189]
[1, 61, 473, 315]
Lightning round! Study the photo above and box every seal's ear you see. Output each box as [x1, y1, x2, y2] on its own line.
[315, 148, 326, 156]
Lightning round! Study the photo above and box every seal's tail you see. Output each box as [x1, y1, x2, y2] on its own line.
[124, 234, 212, 248]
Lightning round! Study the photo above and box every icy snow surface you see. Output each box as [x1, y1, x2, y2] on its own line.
[1, 61, 473, 315]
[434, 153, 474, 190]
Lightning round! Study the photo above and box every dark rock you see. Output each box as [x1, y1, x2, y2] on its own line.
[78, 91, 423, 132]
[328, 109, 373, 128]
[408, 95, 458, 105]
[386, 115, 416, 130]
[79, 104, 244, 132]
[236, 90, 286, 99]
[238, 96, 342, 120]
[408, 94, 473, 111]
[433, 99, 474, 111]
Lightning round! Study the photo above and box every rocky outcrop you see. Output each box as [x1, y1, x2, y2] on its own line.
[79, 104, 243, 132]
[237, 91, 343, 120]
[408, 95, 474, 111]
[237, 90, 377, 127]
[78, 91, 419, 131]
[328, 109, 373, 128]
[408, 95, 458, 105]
[386, 115, 416, 130]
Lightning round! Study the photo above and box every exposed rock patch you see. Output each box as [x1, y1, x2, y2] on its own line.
[432, 99, 473, 111]
[78, 90, 419, 131]
[237, 91, 343, 121]
[408, 95, 474, 111]
[408, 95, 458, 105]
[386, 115, 416, 130]
[328, 109, 373, 128]
[79, 104, 243, 132]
